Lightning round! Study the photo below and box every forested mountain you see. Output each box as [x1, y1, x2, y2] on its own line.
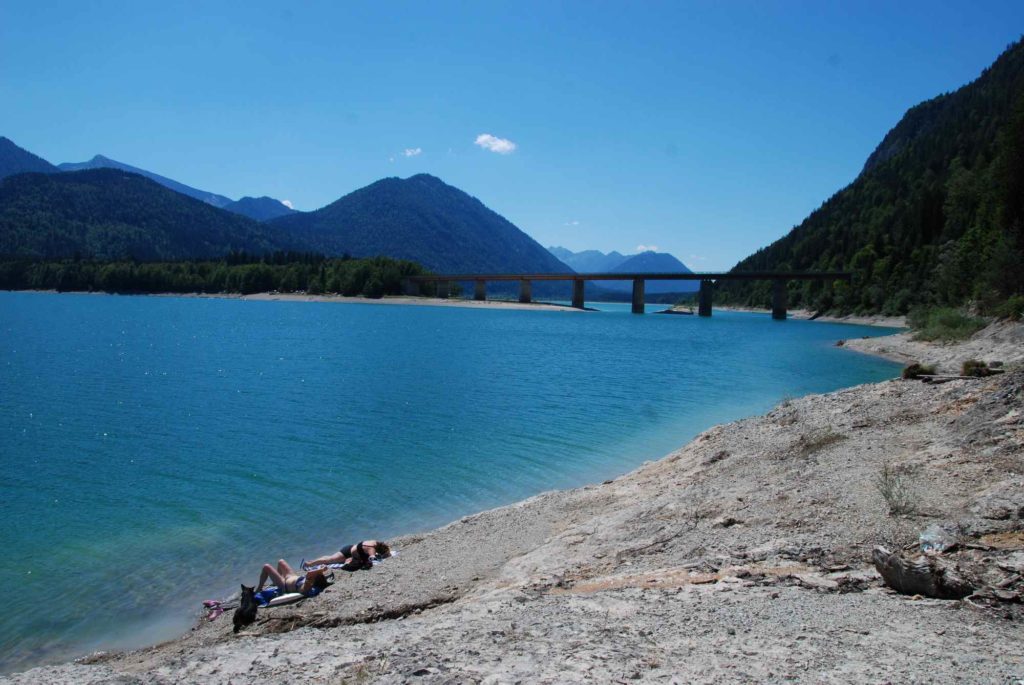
[0, 168, 573, 277]
[0, 169, 291, 260]
[58, 155, 235, 208]
[717, 39, 1024, 315]
[270, 174, 572, 273]
[548, 246, 626, 272]
[223, 196, 297, 221]
[10, 144, 295, 217]
[0, 137, 59, 179]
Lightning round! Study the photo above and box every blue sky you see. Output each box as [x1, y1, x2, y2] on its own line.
[2, 2, 1022, 269]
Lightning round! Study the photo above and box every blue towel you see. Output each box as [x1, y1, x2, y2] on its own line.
[254, 587, 281, 606]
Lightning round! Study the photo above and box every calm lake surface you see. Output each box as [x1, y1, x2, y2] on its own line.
[0, 292, 901, 673]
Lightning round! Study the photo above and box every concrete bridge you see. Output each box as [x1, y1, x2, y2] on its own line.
[404, 272, 851, 319]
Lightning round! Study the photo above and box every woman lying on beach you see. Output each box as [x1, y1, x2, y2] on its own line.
[256, 559, 331, 595]
[304, 540, 391, 572]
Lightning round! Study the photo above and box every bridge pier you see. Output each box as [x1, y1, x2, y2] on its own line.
[572, 279, 585, 309]
[631, 279, 645, 314]
[437, 280, 450, 299]
[474, 279, 486, 301]
[698, 279, 713, 317]
[772, 280, 788, 320]
[519, 279, 532, 304]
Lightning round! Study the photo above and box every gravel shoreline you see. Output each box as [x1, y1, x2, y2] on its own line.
[6, 323, 1023, 683]
[671, 304, 907, 328]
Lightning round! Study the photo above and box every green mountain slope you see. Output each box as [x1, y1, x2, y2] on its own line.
[270, 174, 572, 273]
[717, 40, 1024, 315]
[0, 169, 290, 260]
[0, 137, 59, 179]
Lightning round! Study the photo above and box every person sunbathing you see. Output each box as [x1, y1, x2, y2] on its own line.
[304, 540, 391, 571]
[256, 559, 330, 595]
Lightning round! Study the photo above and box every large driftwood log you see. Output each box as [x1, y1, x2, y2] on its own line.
[872, 546, 974, 599]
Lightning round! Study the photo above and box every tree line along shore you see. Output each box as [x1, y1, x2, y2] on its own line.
[0, 254, 431, 299]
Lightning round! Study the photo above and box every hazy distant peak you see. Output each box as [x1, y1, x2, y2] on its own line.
[546, 246, 629, 272]
[223, 195, 298, 221]
[57, 154, 234, 208]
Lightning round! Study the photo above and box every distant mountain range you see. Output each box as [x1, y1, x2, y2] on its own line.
[548, 246, 626, 272]
[0, 142, 573, 277]
[548, 246, 699, 293]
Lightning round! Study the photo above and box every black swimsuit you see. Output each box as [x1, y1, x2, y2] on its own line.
[341, 542, 368, 562]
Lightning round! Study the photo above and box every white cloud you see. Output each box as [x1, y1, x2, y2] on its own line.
[281, 199, 294, 209]
[635, 244, 660, 253]
[688, 254, 707, 262]
[403, 147, 422, 157]
[475, 133, 517, 154]
[564, 220, 580, 226]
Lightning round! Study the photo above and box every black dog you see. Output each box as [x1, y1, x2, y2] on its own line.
[232, 584, 258, 633]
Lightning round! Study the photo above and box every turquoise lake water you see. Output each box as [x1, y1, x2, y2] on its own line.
[0, 292, 901, 673]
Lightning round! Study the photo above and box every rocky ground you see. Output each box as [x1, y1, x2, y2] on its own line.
[843, 320, 1024, 373]
[6, 324, 1024, 684]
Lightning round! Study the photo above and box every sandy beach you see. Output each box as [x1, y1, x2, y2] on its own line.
[238, 292, 587, 312]
[9, 290, 590, 312]
[5, 320, 1023, 683]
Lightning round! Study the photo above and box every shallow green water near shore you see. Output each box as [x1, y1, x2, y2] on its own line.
[0, 292, 900, 673]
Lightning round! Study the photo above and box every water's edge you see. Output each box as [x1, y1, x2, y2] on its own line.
[0, 291, 902, 674]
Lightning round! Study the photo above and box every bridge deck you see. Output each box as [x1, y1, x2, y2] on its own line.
[403, 271, 848, 317]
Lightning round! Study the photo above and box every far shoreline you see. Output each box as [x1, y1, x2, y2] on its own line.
[3, 288, 588, 312]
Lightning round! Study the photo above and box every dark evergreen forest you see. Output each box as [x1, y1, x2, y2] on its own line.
[0, 169, 289, 260]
